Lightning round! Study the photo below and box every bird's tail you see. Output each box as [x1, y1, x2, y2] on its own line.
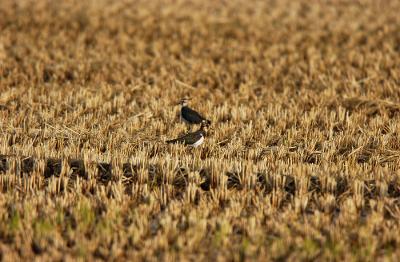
[166, 138, 178, 144]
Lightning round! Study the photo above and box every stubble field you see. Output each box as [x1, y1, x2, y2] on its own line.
[1, 0, 400, 260]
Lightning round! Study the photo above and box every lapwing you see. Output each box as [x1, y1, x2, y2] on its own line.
[179, 98, 211, 126]
[166, 120, 210, 147]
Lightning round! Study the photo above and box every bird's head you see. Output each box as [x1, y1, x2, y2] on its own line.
[178, 98, 190, 107]
[200, 119, 211, 133]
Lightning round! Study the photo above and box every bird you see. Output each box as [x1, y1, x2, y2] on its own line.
[166, 120, 210, 147]
[179, 98, 211, 126]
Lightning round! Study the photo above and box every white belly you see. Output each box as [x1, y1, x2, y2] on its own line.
[191, 135, 204, 148]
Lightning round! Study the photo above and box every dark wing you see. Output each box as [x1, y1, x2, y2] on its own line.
[182, 106, 210, 124]
[167, 130, 203, 145]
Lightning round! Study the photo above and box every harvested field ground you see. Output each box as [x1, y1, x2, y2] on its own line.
[1, 0, 400, 260]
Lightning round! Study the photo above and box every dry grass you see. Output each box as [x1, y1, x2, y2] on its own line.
[1, 0, 400, 260]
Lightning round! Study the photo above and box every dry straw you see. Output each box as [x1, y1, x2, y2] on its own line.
[1, 0, 400, 260]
